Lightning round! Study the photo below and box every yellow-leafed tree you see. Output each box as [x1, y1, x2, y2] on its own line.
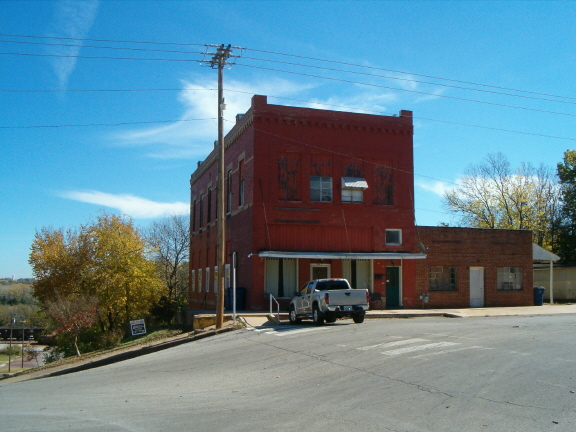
[30, 213, 165, 336]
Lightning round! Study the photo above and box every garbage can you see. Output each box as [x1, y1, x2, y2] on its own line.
[533, 286, 545, 306]
[224, 287, 246, 311]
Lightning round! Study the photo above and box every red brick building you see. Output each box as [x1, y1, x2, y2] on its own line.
[415, 226, 533, 308]
[188, 95, 533, 311]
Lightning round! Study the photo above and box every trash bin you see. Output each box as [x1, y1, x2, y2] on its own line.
[224, 287, 246, 311]
[533, 286, 545, 306]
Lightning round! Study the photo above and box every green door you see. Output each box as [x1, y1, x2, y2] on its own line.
[385, 267, 401, 309]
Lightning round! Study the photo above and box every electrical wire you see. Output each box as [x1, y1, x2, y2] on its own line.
[235, 63, 576, 118]
[3, 33, 573, 102]
[0, 118, 216, 129]
[3, 37, 574, 105]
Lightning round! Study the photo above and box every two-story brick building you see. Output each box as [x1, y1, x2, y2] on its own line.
[188, 95, 532, 311]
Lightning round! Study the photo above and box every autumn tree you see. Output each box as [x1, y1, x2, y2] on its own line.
[29, 213, 165, 339]
[43, 293, 99, 357]
[144, 215, 189, 324]
[443, 153, 560, 248]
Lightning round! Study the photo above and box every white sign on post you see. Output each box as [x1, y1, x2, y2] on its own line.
[130, 319, 146, 336]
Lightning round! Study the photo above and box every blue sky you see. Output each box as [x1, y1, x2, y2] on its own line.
[2, 0, 576, 278]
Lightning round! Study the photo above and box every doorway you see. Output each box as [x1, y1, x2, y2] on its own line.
[470, 267, 485, 307]
[385, 266, 401, 309]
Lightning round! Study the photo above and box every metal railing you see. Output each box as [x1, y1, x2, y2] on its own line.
[268, 293, 280, 321]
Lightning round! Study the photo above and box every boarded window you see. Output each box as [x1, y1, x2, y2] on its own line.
[373, 162, 394, 205]
[278, 152, 301, 201]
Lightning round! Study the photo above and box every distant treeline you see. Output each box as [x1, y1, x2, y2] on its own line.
[0, 278, 34, 285]
[0, 285, 36, 306]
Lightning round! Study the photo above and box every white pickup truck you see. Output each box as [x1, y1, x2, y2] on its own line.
[289, 279, 370, 325]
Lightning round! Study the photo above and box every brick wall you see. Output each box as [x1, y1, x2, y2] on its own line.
[415, 226, 534, 308]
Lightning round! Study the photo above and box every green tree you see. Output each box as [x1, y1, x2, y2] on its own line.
[29, 213, 165, 338]
[556, 149, 576, 262]
[443, 153, 560, 248]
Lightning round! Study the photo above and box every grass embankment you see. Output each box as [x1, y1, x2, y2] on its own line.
[0, 328, 188, 376]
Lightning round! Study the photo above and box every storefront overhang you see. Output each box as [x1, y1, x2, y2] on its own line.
[257, 251, 427, 260]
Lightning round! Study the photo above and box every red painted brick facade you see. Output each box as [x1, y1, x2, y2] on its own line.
[188, 95, 534, 311]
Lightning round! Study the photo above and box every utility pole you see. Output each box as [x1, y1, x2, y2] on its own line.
[202, 44, 241, 329]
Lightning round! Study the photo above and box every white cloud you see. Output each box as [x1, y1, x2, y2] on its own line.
[47, 0, 99, 89]
[59, 190, 189, 219]
[306, 90, 397, 115]
[414, 87, 446, 103]
[113, 77, 316, 159]
[417, 180, 455, 197]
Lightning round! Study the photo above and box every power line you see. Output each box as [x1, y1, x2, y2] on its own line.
[0, 38, 205, 56]
[244, 46, 576, 102]
[1, 85, 575, 143]
[235, 62, 576, 119]
[3, 37, 573, 105]
[0, 33, 208, 48]
[3, 33, 572, 103]
[0, 51, 204, 63]
[0, 118, 216, 129]
[240, 55, 576, 106]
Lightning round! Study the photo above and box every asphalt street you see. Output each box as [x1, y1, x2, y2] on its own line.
[1, 314, 575, 432]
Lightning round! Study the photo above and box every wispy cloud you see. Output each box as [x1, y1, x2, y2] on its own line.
[417, 180, 455, 197]
[306, 89, 398, 115]
[414, 87, 447, 103]
[113, 77, 316, 159]
[59, 190, 189, 219]
[47, 0, 99, 89]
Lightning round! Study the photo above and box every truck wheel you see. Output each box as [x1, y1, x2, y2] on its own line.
[313, 304, 325, 326]
[352, 313, 365, 324]
[325, 317, 336, 324]
[289, 306, 301, 324]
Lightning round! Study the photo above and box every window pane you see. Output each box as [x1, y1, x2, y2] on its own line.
[385, 229, 401, 245]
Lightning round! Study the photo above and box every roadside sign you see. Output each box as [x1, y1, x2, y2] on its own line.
[130, 319, 146, 336]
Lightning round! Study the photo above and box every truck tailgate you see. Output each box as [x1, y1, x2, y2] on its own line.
[327, 289, 368, 306]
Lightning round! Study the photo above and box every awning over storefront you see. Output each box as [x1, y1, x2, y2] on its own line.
[258, 251, 427, 260]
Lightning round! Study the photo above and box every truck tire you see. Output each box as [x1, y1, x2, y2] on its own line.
[289, 306, 302, 324]
[352, 313, 365, 324]
[325, 316, 336, 324]
[313, 304, 325, 326]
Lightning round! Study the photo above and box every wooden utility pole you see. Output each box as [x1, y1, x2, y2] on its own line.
[203, 44, 237, 329]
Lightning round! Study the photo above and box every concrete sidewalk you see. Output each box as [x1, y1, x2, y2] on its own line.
[240, 303, 576, 326]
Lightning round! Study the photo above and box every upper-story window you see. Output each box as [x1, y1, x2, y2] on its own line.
[341, 177, 368, 203]
[238, 160, 245, 207]
[207, 188, 212, 223]
[199, 193, 204, 228]
[385, 229, 402, 246]
[192, 199, 197, 232]
[310, 176, 332, 202]
[226, 170, 232, 214]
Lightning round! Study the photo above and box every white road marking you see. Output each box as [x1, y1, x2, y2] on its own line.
[247, 326, 331, 336]
[357, 338, 429, 351]
[411, 346, 491, 359]
[382, 341, 459, 356]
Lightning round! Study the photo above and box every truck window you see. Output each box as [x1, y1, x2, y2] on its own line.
[316, 281, 349, 290]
